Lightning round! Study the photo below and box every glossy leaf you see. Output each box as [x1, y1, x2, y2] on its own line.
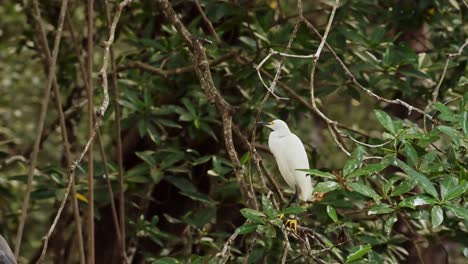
[431, 206, 443, 228]
[390, 179, 416, 197]
[280, 207, 306, 215]
[368, 203, 394, 215]
[236, 223, 260, 234]
[444, 204, 468, 220]
[261, 195, 277, 218]
[374, 110, 396, 135]
[384, 214, 398, 235]
[327, 205, 339, 223]
[395, 159, 438, 198]
[298, 169, 335, 179]
[348, 182, 381, 202]
[240, 208, 266, 224]
[315, 181, 340, 193]
[399, 195, 437, 209]
[346, 244, 372, 263]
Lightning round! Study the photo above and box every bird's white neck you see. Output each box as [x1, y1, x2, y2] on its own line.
[271, 128, 291, 137]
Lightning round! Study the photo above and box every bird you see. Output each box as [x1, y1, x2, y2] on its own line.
[260, 119, 312, 231]
[260, 119, 313, 202]
[0, 234, 16, 264]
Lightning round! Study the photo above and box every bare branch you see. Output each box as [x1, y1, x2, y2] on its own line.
[194, 0, 222, 44]
[15, 0, 70, 259]
[155, 0, 255, 210]
[102, 0, 128, 260]
[85, 0, 96, 262]
[118, 51, 236, 77]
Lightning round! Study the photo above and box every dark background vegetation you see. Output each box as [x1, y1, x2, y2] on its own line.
[0, 0, 467, 263]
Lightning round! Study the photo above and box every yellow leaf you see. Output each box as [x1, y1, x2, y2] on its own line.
[269, 0, 278, 9]
[76, 193, 89, 203]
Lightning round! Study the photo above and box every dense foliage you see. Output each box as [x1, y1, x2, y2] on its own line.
[0, 0, 467, 263]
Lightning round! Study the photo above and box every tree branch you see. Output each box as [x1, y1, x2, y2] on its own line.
[155, 0, 255, 208]
[15, 0, 70, 259]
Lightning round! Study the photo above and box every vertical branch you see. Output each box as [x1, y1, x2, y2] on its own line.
[194, 0, 221, 44]
[96, 130, 122, 244]
[102, 0, 126, 260]
[156, 0, 255, 208]
[86, 0, 95, 263]
[298, 0, 350, 156]
[99, 0, 134, 259]
[14, 0, 69, 258]
[30, 4, 86, 264]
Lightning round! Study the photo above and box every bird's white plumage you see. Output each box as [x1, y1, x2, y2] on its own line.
[265, 120, 312, 201]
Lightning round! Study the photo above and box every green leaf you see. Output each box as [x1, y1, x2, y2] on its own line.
[261, 195, 277, 218]
[395, 159, 439, 198]
[347, 162, 389, 178]
[31, 188, 57, 200]
[315, 181, 340, 193]
[279, 207, 306, 215]
[434, 102, 459, 122]
[384, 176, 401, 195]
[390, 179, 416, 196]
[458, 76, 468, 86]
[240, 208, 266, 223]
[153, 257, 180, 264]
[236, 223, 260, 234]
[384, 213, 398, 235]
[437, 125, 462, 144]
[441, 177, 467, 201]
[375, 110, 396, 135]
[440, 177, 455, 200]
[165, 175, 197, 193]
[463, 111, 468, 136]
[368, 203, 394, 215]
[256, 224, 276, 238]
[346, 244, 372, 263]
[298, 169, 335, 179]
[135, 151, 156, 166]
[431, 205, 444, 228]
[348, 182, 381, 202]
[343, 146, 365, 176]
[444, 204, 468, 220]
[327, 205, 339, 223]
[399, 195, 437, 209]
[404, 143, 418, 168]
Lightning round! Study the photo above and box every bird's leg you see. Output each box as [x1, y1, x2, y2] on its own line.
[283, 186, 299, 232]
[285, 186, 299, 208]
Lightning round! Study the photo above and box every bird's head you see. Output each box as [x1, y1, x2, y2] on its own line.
[258, 119, 290, 132]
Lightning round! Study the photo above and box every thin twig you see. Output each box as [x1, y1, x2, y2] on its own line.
[156, 0, 254, 209]
[86, 0, 96, 262]
[217, 222, 246, 264]
[301, 14, 436, 123]
[462, 0, 468, 9]
[31, 2, 86, 263]
[96, 130, 122, 244]
[280, 229, 290, 263]
[118, 51, 236, 77]
[194, 0, 221, 44]
[102, 0, 127, 261]
[424, 39, 468, 130]
[300, 0, 351, 156]
[14, 0, 69, 258]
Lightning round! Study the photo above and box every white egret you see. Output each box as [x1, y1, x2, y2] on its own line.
[260, 119, 313, 201]
[260, 119, 312, 231]
[0, 234, 16, 264]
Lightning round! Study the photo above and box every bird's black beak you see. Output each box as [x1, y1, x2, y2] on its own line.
[257, 121, 268, 126]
